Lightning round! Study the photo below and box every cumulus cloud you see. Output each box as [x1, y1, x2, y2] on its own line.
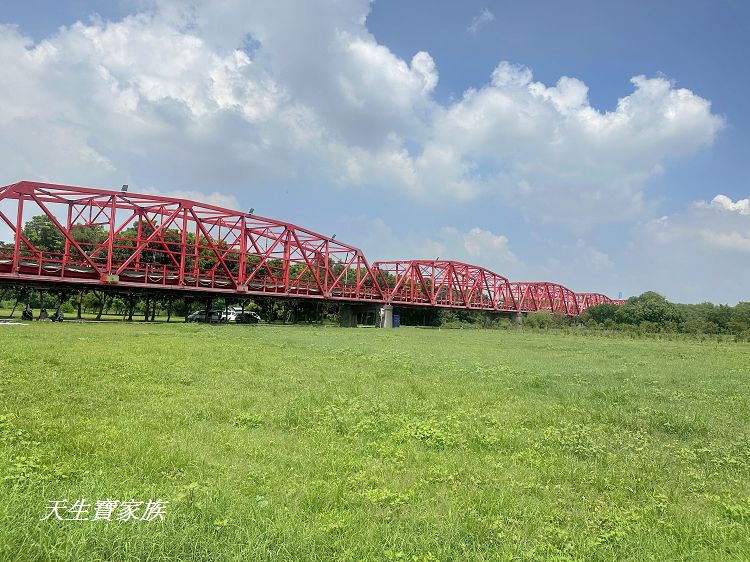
[328, 60, 723, 226]
[0, 15, 287, 192]
[467, 8, 495, 35]
[148, 0, 438, 147]
[415, 64, 725, 225]
[0, 2, 725, 229]
[699, 194, 750, 215]
[0, 1, 446, 195]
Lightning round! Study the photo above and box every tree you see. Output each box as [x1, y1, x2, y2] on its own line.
[629, 292, 681, 324]
[581, 303, 618, 325]
[0, 240, 13, 255]
[7, 286, 31, 317]
[525, 310, 569, 329]
[71, 224, 108, 249]
[82, 289, 109, 320]
[76, 289, 84, 319]
[49, 289, 72, 314]
[23, 215, 65, 254]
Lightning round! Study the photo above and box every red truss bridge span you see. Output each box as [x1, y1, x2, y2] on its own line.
[0, 181, 622, 316]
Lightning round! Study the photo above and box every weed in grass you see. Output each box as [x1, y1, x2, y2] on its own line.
[233, 413, 264, 429]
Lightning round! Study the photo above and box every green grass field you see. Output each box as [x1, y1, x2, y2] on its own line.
[1, 323, 749, 561]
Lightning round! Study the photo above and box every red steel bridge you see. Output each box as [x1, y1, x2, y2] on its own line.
[0, 181, 622, 315]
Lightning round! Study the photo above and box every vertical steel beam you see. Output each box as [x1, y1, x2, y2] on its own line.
[135, 210, 143, 270]
[13, 196, 24, 273]
[63, 204, 72, 273]
[238, 216, 247, 288]
[179, 206, 188, 286]
[106, 195, 116, 274]
[282, 228, 291, 293]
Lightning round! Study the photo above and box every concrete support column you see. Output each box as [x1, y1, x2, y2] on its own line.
[382, 304, 393, 329]
[339, 304, 357, 327]
[513, 312, 524, 328]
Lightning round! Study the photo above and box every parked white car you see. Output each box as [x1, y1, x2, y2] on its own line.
[220, 307, 238, 322]
[187, 306, 251, 323]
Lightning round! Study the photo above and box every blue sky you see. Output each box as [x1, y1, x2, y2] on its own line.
[0, 0, 748, 302]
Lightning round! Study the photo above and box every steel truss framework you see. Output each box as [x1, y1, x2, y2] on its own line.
[0, 181, 622, 315]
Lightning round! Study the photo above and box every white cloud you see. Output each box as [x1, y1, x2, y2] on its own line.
[467, 8, 495, 35]
[491, 61, 533, 88]
[699, 194, 750, 215]
[575, 239, 613, 269]
[150, 0, 438, 147]
[699, 229, 750, 252]
[0, 4, 724, 230]
[415, 66, 725, 225]
[624, 195, 750, 302]
[325, 60, 722, 226]
[689, 194, 750, 253]
[350, 217, 518, 274]
[0, 2, 447, 195]
[462, 227, 515, 262]
[139, 187, 240, 210]
[0, 16, 285, 191]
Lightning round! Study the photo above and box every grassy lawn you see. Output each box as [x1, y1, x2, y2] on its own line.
[1, 323, 749, 561]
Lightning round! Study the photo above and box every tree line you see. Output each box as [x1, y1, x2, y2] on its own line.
[576, 291, 750, 336]
[2, 283, 748, 337]
[2, 216, 747, 334]
[0, 283, 347, 324]
[394, 291, 750, 339]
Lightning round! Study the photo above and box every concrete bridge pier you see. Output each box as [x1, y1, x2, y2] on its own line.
[339, 304, 393, 327]
[339, 304, 358, 327]
[381, 304, 393, 329]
